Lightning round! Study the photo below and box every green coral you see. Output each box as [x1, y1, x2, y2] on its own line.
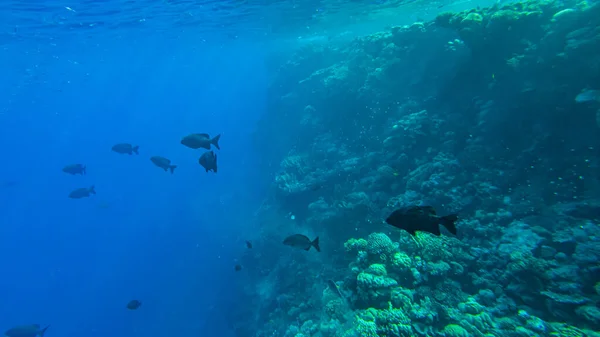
[391, 252, 412, 270]
[357, 271, 397, 289]
[441, 324, 469, 337]
[390, 288, 414, 310]
[365, 264, 387, 276]
[344, 238, 368, 252]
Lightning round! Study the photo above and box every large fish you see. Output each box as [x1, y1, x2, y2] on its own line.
[181, 133, 221, 150]
[4, 324, 49, 337]
[150, 156, 177, 174]
[283, 234, 320, 252]
[62, 164, 86, 175]
[199, 150, 217, 173]
[69, 186, 96, 199]
[385, 206, 458, 236]
[112, 143, 139, 155]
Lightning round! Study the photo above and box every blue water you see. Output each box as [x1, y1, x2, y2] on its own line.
[1, 3, 269, 336]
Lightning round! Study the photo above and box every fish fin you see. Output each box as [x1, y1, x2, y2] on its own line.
[82, 166, 87, 175]
[304, 246, 311, 251]
[312, 236, 321, 252]
[39, 325, 50, 337]
[89, 185, 96, 195]
[169, 165, 177, 174]
[214, 154, 218, 173]
[205, 168, 209, 173]
[407, 228, 417, 236]
[163, 167, 168, 172]
[440, 214, 458, 235]
[211, 134, 221, 150]
[198, 133, 210, 138]
[133, 145, 139, 154]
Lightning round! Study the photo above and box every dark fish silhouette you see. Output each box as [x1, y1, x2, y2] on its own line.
[327, 279, 343, 298]
[69, 186, 96, 199]
[234, 264, 242, 271]
[62, 164, 86, 175]
[245, 241, 252, 249]
[385, 206, 458, 236]
[150, 156, 177, 174]
[112, 143, 139, 155]
[181, 133, 221, 150]
[4, 325, 49, 337]
[199, 150, 217, 173]
[126, 299, 141, 310]
[283, 234, 320, 252]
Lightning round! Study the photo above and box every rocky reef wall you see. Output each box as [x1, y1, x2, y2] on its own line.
[240, 1, 600, 336]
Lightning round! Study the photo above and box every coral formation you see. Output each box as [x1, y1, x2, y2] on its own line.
[232, 0, 600, 336]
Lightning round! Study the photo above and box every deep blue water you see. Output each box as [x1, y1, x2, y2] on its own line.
[1, 7, 269, 337]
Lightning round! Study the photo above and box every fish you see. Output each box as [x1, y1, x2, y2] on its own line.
[283, 234, 320, 252]
[112, 143, 139, 155]
[385, 206, 458, 236]
[199, 150, 217, 173]
[327, 279, 343, 298]
[62, 164, 86, 175]
[181, 133, 221, 150]
[4, 325, 49, 337]
[245, 240, 252, 249]
[150, 156, 177, 174]
[68, 186, 96, 199]
[575, 89, 600, 103]
[234, 264, 242, 271]
[126, 299, 141, 310]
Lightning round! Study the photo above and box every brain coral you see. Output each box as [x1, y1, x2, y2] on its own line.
[366, 232, 396, 257]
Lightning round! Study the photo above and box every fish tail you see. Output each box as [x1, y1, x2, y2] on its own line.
[312, 236, 321, 252]
[169, 165, 177, 174]
[82, 165, 86, 175]
[212, 134, 221, 150]
[39, 325, 50, 337]
[440, 214, 458, 235]
[89, 185, 96, 195]
[132, 145, 139, 155]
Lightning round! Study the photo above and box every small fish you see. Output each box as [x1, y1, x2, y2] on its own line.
[245, 240, 252, 249]
[126, 299, 141, 310]
[234, 264, 242, 271]
[62, 164, 86, 175]
[327, 279, 343, 298]
[4, 325, 49, 337]
[575, 89, 600, 103]
[181, 133, 221, 150]
[385, 206, 458, 236]
[69, 185, 96, 199]
[112, 143, 139, 155]
[283, 234, 320, 252]
[199, 150, 217, 173]
[150, 156, 177, 174]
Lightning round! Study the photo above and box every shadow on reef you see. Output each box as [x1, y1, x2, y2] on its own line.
[235, 0, 600, 336]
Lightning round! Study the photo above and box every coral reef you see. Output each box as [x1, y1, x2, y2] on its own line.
[233, 0, 600, 336]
